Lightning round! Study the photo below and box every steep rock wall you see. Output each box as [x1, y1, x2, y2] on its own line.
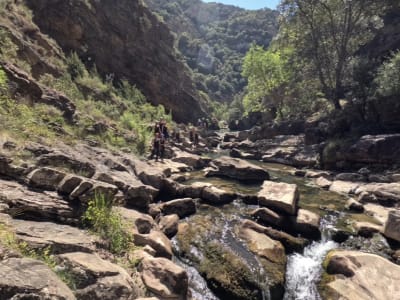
[26, 0, 207, 123]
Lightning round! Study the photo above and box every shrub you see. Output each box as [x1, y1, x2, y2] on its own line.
[375, 51, 400, 97]
[83, 193, 132, 254]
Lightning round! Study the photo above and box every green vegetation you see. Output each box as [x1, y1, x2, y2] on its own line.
[83, 193, 132, 255]
[240, 0, 398, 127]
[0, 223, 79, 290]
[145, 0, 278, 104]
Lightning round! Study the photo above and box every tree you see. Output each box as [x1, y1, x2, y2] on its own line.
[242, 45, 291, 118]
[279, 0, 386, 109]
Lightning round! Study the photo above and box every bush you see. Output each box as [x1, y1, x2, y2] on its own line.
[375, 51, 400, 97]
[83, 193, 132, 255]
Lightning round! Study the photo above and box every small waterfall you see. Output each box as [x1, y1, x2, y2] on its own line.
[283, 214, 339, 300]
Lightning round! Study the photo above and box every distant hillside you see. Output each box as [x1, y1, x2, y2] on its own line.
[144, 0, 279, 103]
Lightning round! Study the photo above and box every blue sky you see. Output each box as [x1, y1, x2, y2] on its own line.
[202, 0, 280, 10]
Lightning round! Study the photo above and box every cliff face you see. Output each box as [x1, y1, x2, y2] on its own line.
[26, 0, 207, 123]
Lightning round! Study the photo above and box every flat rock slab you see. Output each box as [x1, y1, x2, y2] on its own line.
[206, 156, 269, 182]
[9, 219, 95, 254]
[322, 250, 400, 300]
[257, 181, 299, 215]
[329, 180, 363, 194]
[0, 257, 76, 299]
[384, 210, 400, 242]
[0, 179, 78, 224]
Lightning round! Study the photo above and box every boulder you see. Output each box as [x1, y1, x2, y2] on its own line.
[241, 220, 306, 253]
[257, 181, 299, 215]
[10, 219, 95, 254]
[355, 182, 400, 206]
[345, 134, 400, 166]
[0, 179, 79, 224]
[115, 207, 155, 234]
[27, 167, 66, 191]
[251, 207, 286, 228]
[58, 252, 141, 299]
[364, 203, 391, 226]
[315, 177, 332, 189]
[159, 198, 196, 218]
[202, 185, 236, 205]
[292, 209, 321, 239]
[171, 150, 211, 169]
[321, 250, 400, 300]
[335, 173, 365, 182]
[353, 222, 382, 238]
[69, 179, 118, 203]
[181, 182, 211, 199]
[58, 174, 84, 195]
[0, 257, 75, 299]
[345, 198, 364, 213]
[133, 230, 173, 259]
[140, 257, 188, 299]
[383, 210, 400, 242]
[238, 220, 286, 298]
[329, 181, 362, 194]
[94, 171, 158, 208]
[158, 214, 179, 238]
[206, 156, 269, 182]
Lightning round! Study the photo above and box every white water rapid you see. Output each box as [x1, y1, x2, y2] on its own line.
[283, 216, 339, 300]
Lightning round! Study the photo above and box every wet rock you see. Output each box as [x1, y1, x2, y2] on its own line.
[0, 257, 76, 299]
[383, 210, 400, 242]
[0, 179, 79, 224]
[251, 207, 286, 227]
[305, 170, 332, 179]
[140, 257, 188, 299]
[257, 181, 299, 215]
[230, 148, 259, 160]
[345, 198, 364, 213]
[10, 219, 95, 254]
[58, 252, 141, 299]
[329, 180, 362, 194]
[354, 222, 382, 238]
[206, 156, 269, 182]
[292, 209, 321, 239]
[202, 185, 236, 205]
[241, 220, 306, 253]
[27, 167, 67, 191]
[115, 207, 155, 234]
[159, 198, 196, 218]
[133, 230, 173, 259]
[335, 173, 365, 182]
[176, 220, 269, 300]
[321, 250, 400, 300]
[181, 182, 211, 199]
[158, 214, 179, 238]
[315, 176, 332, 189]
[238, 220, 286, 298]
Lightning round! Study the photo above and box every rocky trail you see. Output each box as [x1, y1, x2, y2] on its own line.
[0, 127, 400, 300]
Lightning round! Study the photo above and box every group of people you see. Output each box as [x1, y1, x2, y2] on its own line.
[149, 120, 203, 161]
[150, 120, 169, 161]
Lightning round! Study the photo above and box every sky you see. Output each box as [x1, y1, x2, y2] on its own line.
[202, 0, 280, 10]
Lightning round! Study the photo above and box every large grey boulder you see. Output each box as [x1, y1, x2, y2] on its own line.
[0, 257, 76, 299]
[384, 210, 400, 242]
[206, 156, 269, 182]
[115, 207, 156, 234]
[140, 257, 188, 300]
[58, 252, 142, 300]
[321, 250, 400, 300]
[157, 198, 197, 218]
[133, 230, 173, 259]
[291, 209, 321, 239]
[257, 181, 299, 215]
[202, 185, 236, 205]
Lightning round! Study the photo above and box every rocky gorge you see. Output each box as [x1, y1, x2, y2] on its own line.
[1, 123, 400, 300]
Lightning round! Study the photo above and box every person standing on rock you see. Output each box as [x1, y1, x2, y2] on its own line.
[150, 132, 161, 161]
